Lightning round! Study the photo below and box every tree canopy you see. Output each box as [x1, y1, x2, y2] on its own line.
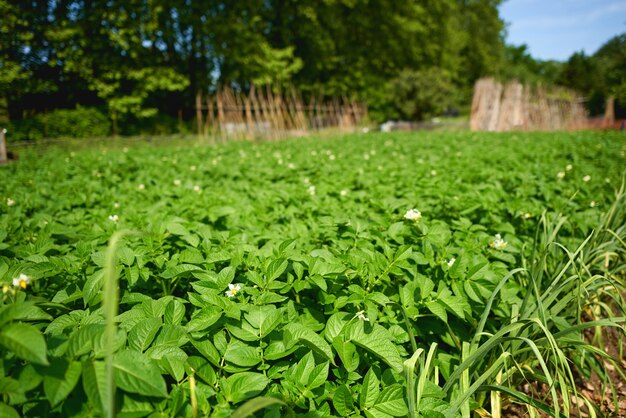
[1, 0, 623, 138]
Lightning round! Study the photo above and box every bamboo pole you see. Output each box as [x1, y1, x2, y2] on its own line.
[195, 92, 203, 141]
[216, 90, 225, 141]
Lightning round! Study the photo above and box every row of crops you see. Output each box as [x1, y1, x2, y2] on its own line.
[1, 131, 625, 417]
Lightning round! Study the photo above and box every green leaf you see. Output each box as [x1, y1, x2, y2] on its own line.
[333, 385, 354, 417]
[230, 396, 289, 418]
[345, 322, 403, 373]
[190, 338, 221, 366]
[244, 305, 283, 338]
[82, 359, 110, 415]
[42, 359, 82, 407]
[0, 403, 20, 418]
[113, 350, 168, 397]
[332, 337, 360, 372]
[265, 258, 288, 283]
[284, 323, 334, 363]
[224, 340, 261, 367]
[164, 299, 186, 324]
[0, 323, 48, 365]
[161, 264, 201, 279]
[289, 350, 315, 386]
[186, 306, 222, 332]
[360, 368, 380, 408]
[0, 302, 52, 326]
[128, 318, 162, 352]
[425, 301, 448, 323]
[373, 385, 408, 416]
[222, 372, 270, 404]
[307, 361, 329, 390]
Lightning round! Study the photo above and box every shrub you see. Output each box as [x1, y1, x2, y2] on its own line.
[387, 68, 457, 121]
[42, 106, 110, 138]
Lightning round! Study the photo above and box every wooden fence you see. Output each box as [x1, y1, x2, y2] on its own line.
[194, 86, 367, 141]
[470, 78, 588, 131]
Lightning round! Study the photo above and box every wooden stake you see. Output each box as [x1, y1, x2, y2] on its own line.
[195, 92, 203, 141]
[0, 128, 7, 165]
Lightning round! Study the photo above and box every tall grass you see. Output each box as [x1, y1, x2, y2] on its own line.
[406, 182, 626, 417]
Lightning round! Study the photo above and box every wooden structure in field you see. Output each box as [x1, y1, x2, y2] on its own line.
[470, 78, 587, 131]
[195, 86, 367, 141]
[0, 128, 7, 165]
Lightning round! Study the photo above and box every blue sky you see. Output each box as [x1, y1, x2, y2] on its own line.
[499, 0, 626, 61]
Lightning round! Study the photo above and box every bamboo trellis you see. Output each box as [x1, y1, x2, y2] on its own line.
[195, 86, 367, 141]
[470, 78, 588, 132]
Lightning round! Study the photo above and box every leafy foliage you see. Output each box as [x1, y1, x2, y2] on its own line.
[0, 130, 624, 417]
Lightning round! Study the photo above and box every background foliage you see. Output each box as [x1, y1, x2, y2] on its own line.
[1, 0, 625, 139]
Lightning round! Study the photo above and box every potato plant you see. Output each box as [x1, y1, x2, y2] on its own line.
[0, 131, 624, 417]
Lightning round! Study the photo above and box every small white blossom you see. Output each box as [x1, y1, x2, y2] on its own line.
[340, 189, 349, 197]
[193, 185, 201, 193]
[363, 154, 370, 160]
[190, 165, 197, 171]
[1, 128, 6, 134]
[303, 177, 310, 184]
[557, 171, 565, 179]
[114, 202, 120, 209]
[430, 170, 437, 176]
[287, 163, 296, 170]
[108, 214, 119, 223]
[138, 183, 145, 191]
[565, 164, 573, 171]
[12, 274, 30, 290]
[447, 258, 456, 268]
[490, 234, 507, 250]
[174, 179, 182, 186]
[6, 198, 15, 207]
[582, 175, 591, 182]
[404, 209, 422, 222]
[356, 311, 370, 322]
[522, 212, 532, 219]
[590, 201, 596, 208]
[308, 185, 316, 196]
[225, 283, 242, 298]
[277, 159, 283, 165]
[329, 154, 336, 160]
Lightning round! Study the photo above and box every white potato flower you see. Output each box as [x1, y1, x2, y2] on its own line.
[340, 189, 349, 197]
[404, 209, 422, 222]
[356, 311, 370, 322]
[582, 175, 591, 182]
[565, 164, 573, 171]
[6, 198, 15, 207]
[174, 179, 182, 186]
[557, 171, 565, 179]
[308, 185, 316, 196]
[225, 283, 242, 298]
[12, 274, 30, 290]
[108, 214, 119, 223]
[138, 183, 146, 191]
[490, 234, 507, 250]
[447, 258, 456, 268]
